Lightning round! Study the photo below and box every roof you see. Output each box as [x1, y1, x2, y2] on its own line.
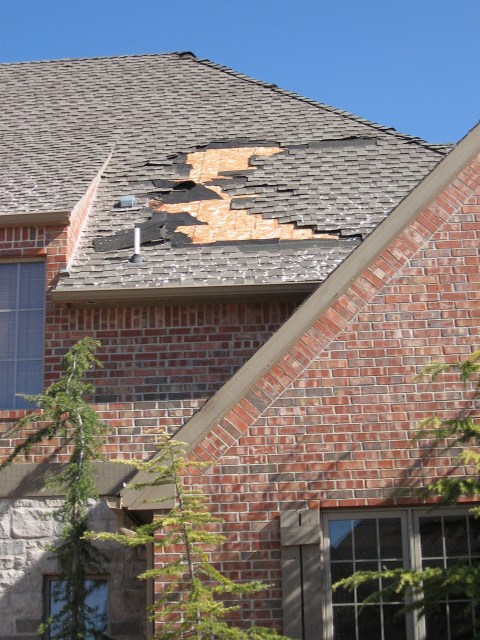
[0, 53, 448, 294]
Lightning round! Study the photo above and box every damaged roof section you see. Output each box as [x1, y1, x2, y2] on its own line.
[55, 131, 445, 295]
[93, 142, 338, 253]
[219, 137, 438, 238]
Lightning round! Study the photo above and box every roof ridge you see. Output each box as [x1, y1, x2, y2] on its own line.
[192, 56, 450, 155]
[0, 51, 185, 67]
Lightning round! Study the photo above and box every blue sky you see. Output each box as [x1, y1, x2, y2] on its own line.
[1, 1, 478, 143]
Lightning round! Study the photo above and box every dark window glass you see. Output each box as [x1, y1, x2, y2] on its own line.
[330, 519, 355, 561]
[329, 516, 406, 640]
[354, 519, 378, 560]
[47, 579, 108, 639]
[420, 517, 443, 559]
[0, 262, 44, 409]
[333, 605, 356, 640]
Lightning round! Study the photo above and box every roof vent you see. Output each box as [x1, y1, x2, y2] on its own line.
[129, 227, 144, 264]
[119, 195, 135, 208]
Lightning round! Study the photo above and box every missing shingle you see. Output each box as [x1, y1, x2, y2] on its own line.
[93, 211, 207, 252]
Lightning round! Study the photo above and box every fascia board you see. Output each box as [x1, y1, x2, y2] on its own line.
[0, 210, 70, 225]
[51, 282, 318, 305]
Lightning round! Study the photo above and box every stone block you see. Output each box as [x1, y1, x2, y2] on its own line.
[0, 539, 26, 557]
[11, 509, 54, 538]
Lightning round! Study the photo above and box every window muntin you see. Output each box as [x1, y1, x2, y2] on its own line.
[46, 578, 108, 639]
[0, 262, 45, 409]
[325, 512, 409, 640]
[416, 513, 480, 640]
[323, 509, 480, 640]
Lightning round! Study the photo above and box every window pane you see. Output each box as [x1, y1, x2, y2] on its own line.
[330, 520, 355, 560]
[444, 516, 469, 558]
[0, 262, 44, 409]
[356, 561, 380, 601]
[48, 579, 108, 639]
[85, 579, 108, 635]
[469, 518, 480, 556]
[354, 520, 378, 560]
[19, 262, 45, 309]
[0, 363, 14, 408]
[0, 264, 18, 310]
[420, 514, 478, 640]
[17, 309, 44, 359]
[333, 606, 356, 640]
[358, 605, 382, 640]
[16, 360, 43, 409]
[328, 516, 406, 640]
[383, 605, 407, 640]
[449, 601, 475, 640]
[0, 311, 16, 359]
[379, 519, 403, 559]
[425, 603, 448, 639]
[331, 562, 355, 604]
[420, 517, 443, 559]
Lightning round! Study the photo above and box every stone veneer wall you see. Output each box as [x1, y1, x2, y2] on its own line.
[0, 498, 146, 640]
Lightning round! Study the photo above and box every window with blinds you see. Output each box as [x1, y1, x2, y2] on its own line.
[0, 262, 45, 409]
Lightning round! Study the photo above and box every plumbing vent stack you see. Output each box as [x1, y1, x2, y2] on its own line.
[129, 226, 144, 264]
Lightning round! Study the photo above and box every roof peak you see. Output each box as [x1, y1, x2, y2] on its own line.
[0, 52, 450, 152]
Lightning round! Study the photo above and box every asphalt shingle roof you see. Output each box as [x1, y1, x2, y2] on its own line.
[0, 53, 449, 292]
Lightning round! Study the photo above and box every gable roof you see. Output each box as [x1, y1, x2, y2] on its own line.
[0, 53, 447, 296]
[121, 121, 480, 512]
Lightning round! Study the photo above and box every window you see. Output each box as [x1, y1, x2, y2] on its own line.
[46, 578, 108, 639]
[323, 509, 480, 640]
[0, 262, 45, 409]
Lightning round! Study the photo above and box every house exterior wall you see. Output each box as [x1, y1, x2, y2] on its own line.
[1, 142, 479, 637]
[0, 498, 146, 640]
[0, 214, 297, 635]
[169, 153, 480, 634]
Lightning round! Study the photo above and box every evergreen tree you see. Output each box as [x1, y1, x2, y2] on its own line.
[92, 433, 291, 640]
[1, 337, 108, 639]
[333, 351, 480, 634]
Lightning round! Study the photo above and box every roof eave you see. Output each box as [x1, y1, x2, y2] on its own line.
[51, 281, 320, 306]
[0, 210, 70, 226]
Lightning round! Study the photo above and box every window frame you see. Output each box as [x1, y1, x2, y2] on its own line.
[0, 260, 45, 410]
[321, 506, 478, 640]
[43, 575, 109, 639]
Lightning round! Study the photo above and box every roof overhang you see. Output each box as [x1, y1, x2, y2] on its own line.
[0, 210, 70, 225]
[51, 281, 320, 306]
[0, 461, 135, 498]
